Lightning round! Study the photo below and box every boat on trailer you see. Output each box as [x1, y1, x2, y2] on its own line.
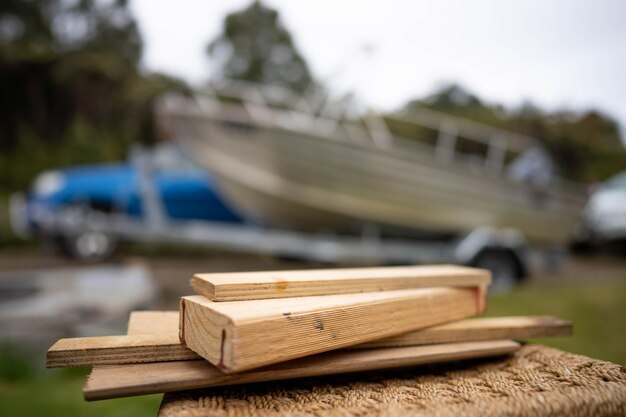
[157, 80, 587, 246]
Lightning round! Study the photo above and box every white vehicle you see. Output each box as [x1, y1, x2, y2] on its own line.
[581, 171, 626, 242]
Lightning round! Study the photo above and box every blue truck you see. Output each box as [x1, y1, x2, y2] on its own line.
[11, 144, 243, 260]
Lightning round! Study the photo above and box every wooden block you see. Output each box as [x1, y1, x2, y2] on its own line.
[48, 314, 569, 368]
[83, 339, 520, 401]
[181, 287, 485, 372]
[192, 264, 490, 301]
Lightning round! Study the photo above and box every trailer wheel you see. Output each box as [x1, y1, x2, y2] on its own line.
[52, 202, 120, 262]
[57, 230, 118, 262]
[472, 249, 520, 292]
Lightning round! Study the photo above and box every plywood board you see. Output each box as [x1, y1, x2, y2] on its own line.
[181, 287, 485, 372]
[84, 339, 520, 401]
[192, 264, 490, 301]
[47, 334, 195, 368]
[49, 314, 569, 367]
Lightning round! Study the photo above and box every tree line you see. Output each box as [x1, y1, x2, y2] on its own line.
[1, 0, 624, 196]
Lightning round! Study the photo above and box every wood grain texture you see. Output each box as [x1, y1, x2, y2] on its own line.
[128, 311, 573, 344]
[50, 314, 569, 367]
[181, 287, 485, 372]
[83, 339, 520, 401]
[192, 264, 491, 301]
[359, 315, 572, 348]
[127, 311, 179, 336]
[47, 335, 196, 368]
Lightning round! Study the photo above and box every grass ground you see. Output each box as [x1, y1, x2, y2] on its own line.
[0, 358, 161, 417]
[487, 278, 626, 364]
[0, 277, 624, 416]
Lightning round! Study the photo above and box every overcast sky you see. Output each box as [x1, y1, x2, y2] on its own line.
[131, 0, 626, 136]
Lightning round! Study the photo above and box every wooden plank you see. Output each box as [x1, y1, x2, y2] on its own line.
[127, 311, 179, 336]
[192, 264, 490, 301]
[181, 287, 485, 372]
[49, 311, 183, 368]
[127, 311, 573, 343]
[359, 315, 573, 348]
[48, 315, 570, 367]
[83, 339, 520, 401]
[47, 335, 196, 368]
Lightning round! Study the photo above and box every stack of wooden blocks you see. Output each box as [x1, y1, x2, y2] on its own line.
[46, 265, 572, 401]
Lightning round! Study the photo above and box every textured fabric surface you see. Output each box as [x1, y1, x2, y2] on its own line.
[158, 345, 626, 417]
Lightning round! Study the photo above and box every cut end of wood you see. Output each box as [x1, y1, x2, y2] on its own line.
[46, 340, 63, 368]
[47, 334, 196, 368]
[474, 286, 488, 314]
[191, 276, 216, 300]
[179, 298, 187, 347]
[179, 295, 235, 370]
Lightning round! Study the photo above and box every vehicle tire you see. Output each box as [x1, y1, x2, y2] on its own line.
[57, 231, 118, 262]
[472, 249, 520, 293]
[570, 221, 597, 255]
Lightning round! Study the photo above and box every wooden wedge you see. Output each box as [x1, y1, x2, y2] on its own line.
[83, 339, 520, 401]
[192, 264, 490, 301]
[181, 287, 486, 372]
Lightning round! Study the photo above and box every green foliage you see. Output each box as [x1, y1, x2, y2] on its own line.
[0, 119, 133, 193]
[402, 83, 626, 182]
[208, 1, 314, 93]
[0, 0, 189, 196]
[0, 0, 142, 63]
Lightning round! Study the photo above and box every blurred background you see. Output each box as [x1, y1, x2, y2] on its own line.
[1, 1, 625, 415]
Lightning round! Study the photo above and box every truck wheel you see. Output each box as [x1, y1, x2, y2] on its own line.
[472, 250, 519, 292]
[57, 231, 118, 262]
